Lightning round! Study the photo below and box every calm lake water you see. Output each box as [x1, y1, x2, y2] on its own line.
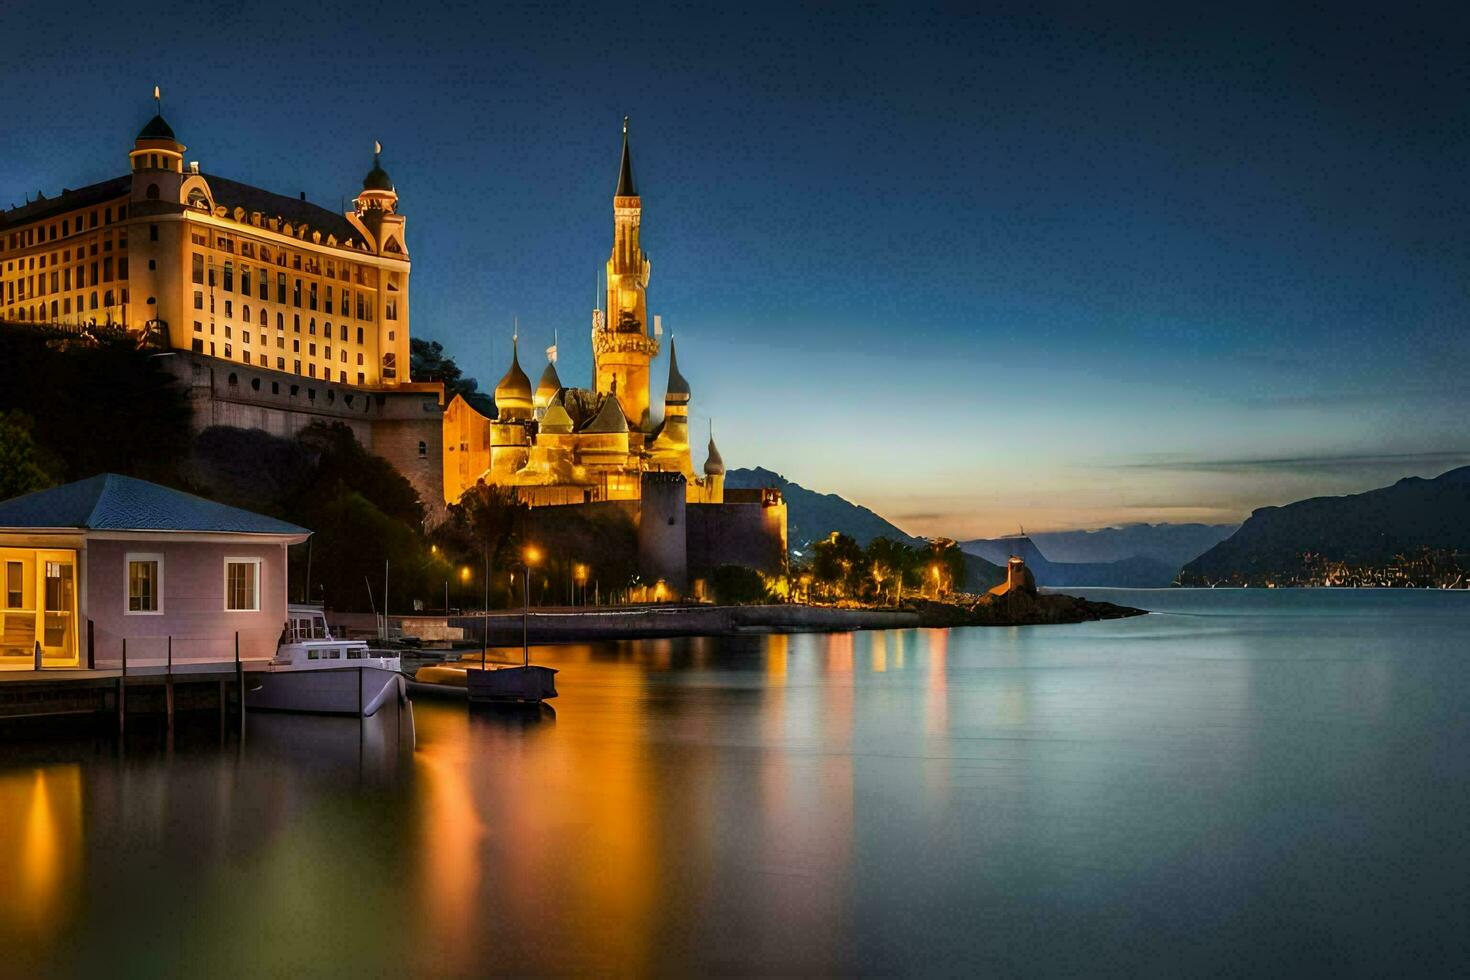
[2, 589, 1468, 976]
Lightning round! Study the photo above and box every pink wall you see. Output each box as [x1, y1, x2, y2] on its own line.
[86, 538, 288, 666]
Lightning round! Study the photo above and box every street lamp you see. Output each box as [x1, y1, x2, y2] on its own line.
[520, 545, 542, 666]
[574, 563, 589, 606]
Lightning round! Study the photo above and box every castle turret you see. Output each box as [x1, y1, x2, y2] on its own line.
[649, 338, 694, 477]
[130, 89, 186, 206]
[594, 117, 658, 429]
[493, 337, 533, 420]
[127, 88, 188, 335]
[703, 429, 725, 503]
[348, 142, 410, 385]
[488, 337, 532, 478]
[534, 358, 563, 418]
[639, 471, 688, 596]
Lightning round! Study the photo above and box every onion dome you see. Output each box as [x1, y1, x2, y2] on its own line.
[583, 393, 629, 434]
[535, 359, 563, 406]
[704, 435, 725, 476]
[540, 401, 574, 435]
[616, 116, 637, 197]
[363, 143, 394, 192]
[494, 338, 533, 419]
[664, 339, 690, 403]
[137, 113, 176, 141]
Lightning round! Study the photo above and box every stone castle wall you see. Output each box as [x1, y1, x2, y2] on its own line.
[163, 352, 446, 524]
[688, 499, 788, 582]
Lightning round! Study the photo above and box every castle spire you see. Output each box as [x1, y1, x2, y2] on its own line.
[616, 116, 637, 197]
[664, 337, 690, 402]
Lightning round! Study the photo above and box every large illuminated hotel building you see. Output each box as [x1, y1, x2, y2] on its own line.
[0, 108, 410, 386]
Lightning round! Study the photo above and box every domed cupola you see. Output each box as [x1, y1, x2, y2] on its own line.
[356, 141, 399, 214]
[137, 113, 176, 142]
[130, 87, 185, 175]
[494, 337, 533, 420]
[704, 434, 725, 476]
[534, 358, 563, 416]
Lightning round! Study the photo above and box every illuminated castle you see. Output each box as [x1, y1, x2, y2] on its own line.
[443, 120, 727, 509]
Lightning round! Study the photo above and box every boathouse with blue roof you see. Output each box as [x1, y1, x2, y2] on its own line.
[0, 474, 309, 668]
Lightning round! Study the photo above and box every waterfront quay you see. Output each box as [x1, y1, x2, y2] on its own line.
[334, 603, 921, 647]
[0, 657, 258, 729]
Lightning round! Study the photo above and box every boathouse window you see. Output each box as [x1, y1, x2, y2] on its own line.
[125, 555, 162, 614]
[418, 441, 427, 459]
[224, 559, 261, 612]
[5, 561, 22, 608]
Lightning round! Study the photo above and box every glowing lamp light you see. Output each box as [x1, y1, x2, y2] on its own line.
[459, 566, 472, 583]
[524, 546, 542, 567]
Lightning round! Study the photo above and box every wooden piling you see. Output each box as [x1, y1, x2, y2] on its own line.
[165, 635, 174, 730]
[235, 631, 244, 736]
[118, 638, 127, 737]
[87, 619, 95, 670]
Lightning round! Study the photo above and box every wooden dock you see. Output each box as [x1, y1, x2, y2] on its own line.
[0, 661, 267, 732]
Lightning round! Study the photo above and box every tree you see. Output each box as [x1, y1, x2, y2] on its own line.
[811, 531, 865, 598]
[927, 538, 967, 596]
[712, 564, 773, 605]
[0, 411, 57, 500]
[410, 338, 495, 415]
[866, 536, 921, 603]
[0, 330, 192, 485]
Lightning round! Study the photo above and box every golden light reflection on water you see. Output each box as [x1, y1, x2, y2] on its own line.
[871, 631, 887, 672]
[416, 716, 485, 959]
[0, 766, 82, 939]
[766, 633, 788, 683]
[924, 628, 949, 735]
[414, 643, 660, 974]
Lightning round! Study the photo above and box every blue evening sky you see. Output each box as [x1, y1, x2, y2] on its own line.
[5, 1, 1468, 536]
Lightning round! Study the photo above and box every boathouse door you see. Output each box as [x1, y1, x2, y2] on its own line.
[0, 548, 79, 668]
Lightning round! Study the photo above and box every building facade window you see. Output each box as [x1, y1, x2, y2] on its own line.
[126, 554, 163, 614]
[224, 559, 260, 612]
[5, 561, 22, 608]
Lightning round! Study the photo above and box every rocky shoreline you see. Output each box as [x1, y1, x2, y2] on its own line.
[906, 592, 1148, 628]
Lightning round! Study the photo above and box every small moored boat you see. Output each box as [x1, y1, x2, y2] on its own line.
[247, 605, 406, 717]
[412, 655, 558, 704]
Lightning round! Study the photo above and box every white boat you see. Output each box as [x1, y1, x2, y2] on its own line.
[246, 605, 407, 717]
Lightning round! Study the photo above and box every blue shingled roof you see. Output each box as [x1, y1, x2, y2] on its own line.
[0, 474, 309, 536]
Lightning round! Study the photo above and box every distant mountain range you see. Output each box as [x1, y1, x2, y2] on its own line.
[726, 467, 1003, 590]
[980, 524, 1239, 567]
[1181, 466, 1470, 587]
[728, 467, 1236, 590]
[960, 536, 1181, 588]
[726, 467, 923, 552]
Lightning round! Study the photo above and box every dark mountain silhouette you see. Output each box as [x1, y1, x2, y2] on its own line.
[976, 523, 1238, 567]
[961, 536, 1180, 588]
[1180, 466, 1470, 586]
[726, 467, 923, 551]
[726, 467, 1003, 591]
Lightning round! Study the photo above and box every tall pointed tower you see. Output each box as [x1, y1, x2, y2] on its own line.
[594, 117, 659, 429]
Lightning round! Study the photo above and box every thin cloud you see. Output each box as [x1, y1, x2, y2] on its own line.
[1112, 450, 1470, 476]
